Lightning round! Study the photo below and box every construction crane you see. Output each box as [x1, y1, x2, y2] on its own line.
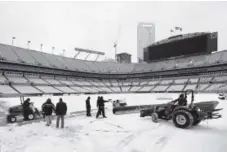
[113, 26, 121, 61]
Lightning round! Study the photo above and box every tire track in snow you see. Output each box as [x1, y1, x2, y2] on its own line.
[145, 122, 177, 152]
[114, 123, 162, 151]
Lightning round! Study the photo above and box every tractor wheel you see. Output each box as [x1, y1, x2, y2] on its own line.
[151, 113, 158, 123]
[27, 114, 35, 120]
[172, 110, 194, 129]
[7, 115, 17, 123]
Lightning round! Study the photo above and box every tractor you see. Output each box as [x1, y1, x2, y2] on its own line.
[6, 97, 42, 123]
[140, 89, 223, 129]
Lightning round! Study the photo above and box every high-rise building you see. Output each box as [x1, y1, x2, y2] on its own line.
[137, 22, 155, 63]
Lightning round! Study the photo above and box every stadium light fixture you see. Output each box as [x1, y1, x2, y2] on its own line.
[40, 44, 43, 52]
[114, 42, 117, 61]
[27, 41, 31, 49]
[12, 37, 16, 46]
[52, 47, 55, 54]
[62, 49, 66, 56]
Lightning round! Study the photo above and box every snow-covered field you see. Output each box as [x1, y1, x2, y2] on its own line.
[0, 93, 227, 152]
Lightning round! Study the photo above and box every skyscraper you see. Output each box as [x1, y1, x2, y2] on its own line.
[137, 22, 155, 63]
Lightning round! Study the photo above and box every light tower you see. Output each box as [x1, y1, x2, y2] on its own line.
[12, 37, 16, 46]
[52, 46, 55, 54]
[40, 44, 43, 52]
[27, 41, 31, 49]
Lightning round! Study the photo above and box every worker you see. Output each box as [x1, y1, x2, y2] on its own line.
[86, 96, 91, 116]
[96, 96, 109, 118]
[163, 93, 188, 119]
[55, 98, 67, 128]
[42, 98, 55, 126]
[172, 93, 188, 106]
[23, 98, 31, 120]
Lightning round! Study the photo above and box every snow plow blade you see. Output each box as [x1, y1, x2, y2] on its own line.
[113, 104, 164, 115]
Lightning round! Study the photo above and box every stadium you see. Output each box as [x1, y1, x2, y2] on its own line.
[0, 32, 227, 151]
[0, 32, 225, 97]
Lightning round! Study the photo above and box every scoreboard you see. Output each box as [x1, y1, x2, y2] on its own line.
[144, 32, 218, 62]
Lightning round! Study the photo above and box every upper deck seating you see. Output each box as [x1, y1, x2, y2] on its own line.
[0, 43, 227, 75]
[219, 50, 227, 63]
[6, 76, 29, 84]
[13, 85, 42, 94]
[0, 44, 20, 63]
[26, 77, 48, 85]
[35, 86, 62, 94]
[0, 75, 8, 84]
[167, 84, 185, 91]
[0, 85, 18, 94]
[207, 52, 222, 65]
[184, 84, 197, 90]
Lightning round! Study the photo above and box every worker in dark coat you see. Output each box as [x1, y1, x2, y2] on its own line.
[96, 96, 109, 118]
[55, 98, 67, 128]
[164, 94, 188, 119]
[86, 97, 91, 116]
[42, 98, 55, 126]
[23, 98, 32, 120]
[96, 96, 100, 118]
[41, 101, 47, 120]
[172, 94, 188, 106]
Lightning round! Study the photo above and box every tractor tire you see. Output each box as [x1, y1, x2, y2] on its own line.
[172, 110, 194, 129]
[7, 115, 17, 123]
[27, 113, 35, 120]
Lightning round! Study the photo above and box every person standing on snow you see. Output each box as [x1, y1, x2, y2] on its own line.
[42, 98, 55, 126]
[86, 96, 91, 116]
[23, 98, 32, 120]
[41, 100, 47, 120]
[55, 98, 67, 128]
[96, 96, 109, 118]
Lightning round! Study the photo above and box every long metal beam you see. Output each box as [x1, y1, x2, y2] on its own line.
[75, 47, 105, 55]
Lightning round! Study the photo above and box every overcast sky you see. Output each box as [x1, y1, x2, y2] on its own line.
[0, 1, 226, 62]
